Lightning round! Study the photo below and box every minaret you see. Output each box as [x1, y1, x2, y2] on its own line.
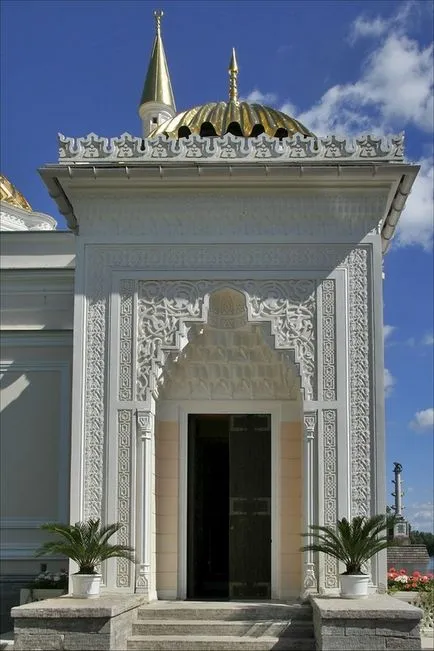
[139, 10, 176, 137]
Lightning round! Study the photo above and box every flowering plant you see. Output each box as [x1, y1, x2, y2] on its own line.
[28, 569, 68, 590]
[387, 567, 434, 593]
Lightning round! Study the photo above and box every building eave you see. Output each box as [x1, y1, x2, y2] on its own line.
[39, 159, 419, 250]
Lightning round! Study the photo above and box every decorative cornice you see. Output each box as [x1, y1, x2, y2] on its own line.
[0, 201, 57, 232]
[57, 132, 405, 164]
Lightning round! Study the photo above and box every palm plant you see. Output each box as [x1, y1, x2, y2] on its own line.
[35, 519, 135, 575]
[301, 514, 390, 575]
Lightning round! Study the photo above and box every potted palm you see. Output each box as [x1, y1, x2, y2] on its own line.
[301, 514, 390, 598]
[35, 519, 135, 598]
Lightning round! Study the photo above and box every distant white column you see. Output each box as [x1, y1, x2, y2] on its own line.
[302, 411, 318, 599]
[392, 462, 403, 517]
[135, 409, 157, 600]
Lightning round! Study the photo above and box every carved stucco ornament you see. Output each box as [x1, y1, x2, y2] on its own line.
[135, 280, 316, 403]
[81, 244, 371, 597]
[58, 132, 405, 163]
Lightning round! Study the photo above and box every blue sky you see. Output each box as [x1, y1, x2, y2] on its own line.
[1, 0, 433, 531]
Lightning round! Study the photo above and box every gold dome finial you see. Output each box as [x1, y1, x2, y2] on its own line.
[139, 9, 176, 110]
[154, 9, 163, 33]
[228, 48, 239, 103]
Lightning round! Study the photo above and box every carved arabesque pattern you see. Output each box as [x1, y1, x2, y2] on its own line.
[117, 410, 132, 587]
[82, 243, 371, 563]
[347, 248, 371, 517]
[84, 279, 106, 520]
[82, 246, 325, 524]
[136, 281, 209, 399]
[246, 280, 316, 399]
[136, 280, 316, 402]
[323, 409, 338, 588]
[322, 280, 336, 401]
[119, 280, 134, 401]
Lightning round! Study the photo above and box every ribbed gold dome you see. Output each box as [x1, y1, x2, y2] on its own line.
[150, 101, 313, 139]
[0, 173, 32, 211]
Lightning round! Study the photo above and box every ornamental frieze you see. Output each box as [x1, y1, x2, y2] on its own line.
[58, 132, 404, 163]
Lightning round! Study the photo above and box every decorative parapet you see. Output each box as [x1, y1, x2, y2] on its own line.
[58, 132, 405, 164]
[0, 202, 57, 231]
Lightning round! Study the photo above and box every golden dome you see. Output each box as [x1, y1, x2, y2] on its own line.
[148, 47, 311, 139]
[150, 100, 313, 139]
[0, 173, 32, 212]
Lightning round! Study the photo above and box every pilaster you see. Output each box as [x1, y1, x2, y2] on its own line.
[302, 410, 318, 599]
[135, 409, 157, 601]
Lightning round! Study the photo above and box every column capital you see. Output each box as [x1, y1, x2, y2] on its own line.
[136, 410, 154, 439]
[303, 411, 317, 440]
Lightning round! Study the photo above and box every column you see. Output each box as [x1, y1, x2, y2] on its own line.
[135, 409, 157, 601]
[301, 410, 318, 599]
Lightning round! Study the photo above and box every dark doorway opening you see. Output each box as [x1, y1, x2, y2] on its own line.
[187, 414, 271, 600]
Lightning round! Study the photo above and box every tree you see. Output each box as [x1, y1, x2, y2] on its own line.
[409, 530, 434, 557]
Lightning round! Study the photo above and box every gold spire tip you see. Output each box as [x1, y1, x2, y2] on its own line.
[229, 47, 238, 72]
[228, 47, 239, 103]
[154, 9, 163, 33]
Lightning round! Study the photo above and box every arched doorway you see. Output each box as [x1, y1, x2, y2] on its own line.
[154, 289, 303, 599]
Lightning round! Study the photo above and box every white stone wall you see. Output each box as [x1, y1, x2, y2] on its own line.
[0, 336, 72, 575]
[66, 179, 386, 596]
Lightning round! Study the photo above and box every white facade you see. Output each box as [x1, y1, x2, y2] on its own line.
[2, 130, 420, 603]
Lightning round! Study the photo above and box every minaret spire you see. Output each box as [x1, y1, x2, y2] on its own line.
[228, 48, 239, 103]
[139, 10, 176, 136]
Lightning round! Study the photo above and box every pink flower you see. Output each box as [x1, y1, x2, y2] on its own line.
[399, 569, 407, 575]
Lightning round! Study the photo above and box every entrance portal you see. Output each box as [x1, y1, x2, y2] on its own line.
[187, 414, 271, 599]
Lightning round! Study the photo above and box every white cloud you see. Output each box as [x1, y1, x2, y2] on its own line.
[396, 158, 434, 250]
[384, 325, 396, 341]
[384, 368, 396, 397]
[349, 16, 388, 43]
[244, 4, 434, 250]
[296, 33, 433, 135]
[279, 101, 298, 117]
[410, 407, 434, 431]
[406, 501, 434, 532]
[422, 333, 434, 346]
[242, 90, 278, 105]
[248, 4, 433, 137]
[348, 2, 414, 44]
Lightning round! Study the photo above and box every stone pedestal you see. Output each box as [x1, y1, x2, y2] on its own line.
[311, 594, 423, 650]
[12, 594, 147, 651]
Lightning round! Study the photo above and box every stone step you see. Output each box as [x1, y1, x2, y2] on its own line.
[127, 635, 316, 650]
[136, 602, 312, 621]
[132, 619, 314, 638]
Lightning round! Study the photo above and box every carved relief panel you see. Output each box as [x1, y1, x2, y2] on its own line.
[80, 243, 372, 593]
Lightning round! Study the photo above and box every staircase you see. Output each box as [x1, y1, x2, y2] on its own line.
[127, 601, 316, 650]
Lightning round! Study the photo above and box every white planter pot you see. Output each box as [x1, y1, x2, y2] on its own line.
[71, 574, 102, 598]
[340, 574, 370, 599]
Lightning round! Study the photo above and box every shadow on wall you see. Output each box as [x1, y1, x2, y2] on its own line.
[0, 355, 70, 634]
